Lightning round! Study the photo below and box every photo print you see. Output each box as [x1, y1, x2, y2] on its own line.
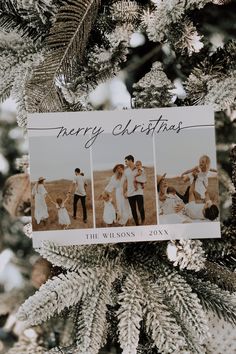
[29, 135, 94, 232]
[28, 107, 221, 247]
[92, 133, 157, 228]
[155, 117, 219, 225]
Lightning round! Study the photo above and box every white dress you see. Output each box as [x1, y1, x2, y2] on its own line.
[105, 174, 131, 225]
[56, 203, 71, 225]
[189, 170, 209, 199]
[32, 184, 49, 224]
[103, 199, 116, 225]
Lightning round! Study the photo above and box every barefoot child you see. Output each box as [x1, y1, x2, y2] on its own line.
[181, 155, 217, 200]
[51, 193, 71, 229]
[99, 191, 117, 227]
[134, 160, 146, 191]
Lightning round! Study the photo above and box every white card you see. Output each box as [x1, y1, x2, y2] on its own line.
[28, 106, 221, 247]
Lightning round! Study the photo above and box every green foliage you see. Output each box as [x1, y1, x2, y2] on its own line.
[117, 271, 143, 354]
[17, 268, 106, 326]
[184, 275, 236, 324]
[26, 0, 102, 113]
[1, 0, 236, 353]
[0, 0, 57, 41]
[144, 280, 187, 354]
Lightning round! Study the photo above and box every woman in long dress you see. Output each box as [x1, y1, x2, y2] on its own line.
[105, 164, 131, 226]
[32, 177, 50, 224]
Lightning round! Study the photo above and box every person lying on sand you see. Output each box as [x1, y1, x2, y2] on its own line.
[157, 175, 184, 215]
[175, 175, 219, 221]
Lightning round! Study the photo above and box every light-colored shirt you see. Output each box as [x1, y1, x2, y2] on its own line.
[159, 194, 183, 215]
[73, 175, 87, 196]
[184, 201, 205, 220]
[189, 171, 209, 199]
[124, 167, 146, 197]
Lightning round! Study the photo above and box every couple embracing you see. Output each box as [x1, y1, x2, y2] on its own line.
[101, 155, 147, 226]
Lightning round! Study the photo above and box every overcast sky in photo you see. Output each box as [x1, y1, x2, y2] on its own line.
[92, 133, 154, 171]
[29, 135, 92, 181]
[155, 127, 218, 177]
[29, 126, 217, 180]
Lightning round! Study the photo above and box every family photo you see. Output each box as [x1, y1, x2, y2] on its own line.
[92, 134, 157, 227]
[155, 128, 219, 224]
[29, 136, 93, 231]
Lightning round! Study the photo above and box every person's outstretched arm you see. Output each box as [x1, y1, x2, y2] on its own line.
[49, 198, 56, 206]
[123, 178, 128, 198]
[180, 166, 197, 177]
[46, 194, 54, 203]
[69, 178, 77, 194]
[63, 193, 70, 204]
[209, 168, 217, 173]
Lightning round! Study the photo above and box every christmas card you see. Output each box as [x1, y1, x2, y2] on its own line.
[28, 106, 221, 247]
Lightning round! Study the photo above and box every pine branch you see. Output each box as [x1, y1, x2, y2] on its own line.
[0, 31, 43, 125]
[230, 145, 236, 222]
[142, 0, 211, 42]
[161, 303, 207, 354]
[183, 274, 236, 325]
[6, 337, 46, 354]
[231, 145, 236, 190]
[86, 41, 129, 83]
[0, 0, 56, 41]
[38, 241, 121, 270]
[17, 268, 105, 326]
[203, 260, 236, 292]
[144, 280, 187, 354]
[157, 264, 209, 344]
[184, 40, 236, 106]
[168, 18, 203, 56]
[61, 40, 129, 107]
[204, 72, 236, 110]
[132, 61, 174, 108]
[27, 0, 101, 112]
[0, 285, 34, 315]
[0, 6, 39, 41]
[17, 0, 57, 27]
[202, 224, 236, 262]
[76, 270, 117, 354]
[117, 270, 144, 354]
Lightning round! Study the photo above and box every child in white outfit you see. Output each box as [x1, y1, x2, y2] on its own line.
[159, 186, 184, 215]
[181, 155, 217, 200]
[100, 191, 117, 226]
[134, 160, 146, 191]
[52, 194, 71, 229]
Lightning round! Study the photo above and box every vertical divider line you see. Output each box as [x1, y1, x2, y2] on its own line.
[152, 134, 159, 224]
[89, 141, 96, 228]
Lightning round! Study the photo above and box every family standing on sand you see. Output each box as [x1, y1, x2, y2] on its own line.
[32, 168, 88, 229]
[32, 154, 219, 230]
[100, 155, 147, 227]
[157, 155, 219, 222]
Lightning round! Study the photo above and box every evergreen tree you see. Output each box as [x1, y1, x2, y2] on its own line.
[0, 0, 236, 353]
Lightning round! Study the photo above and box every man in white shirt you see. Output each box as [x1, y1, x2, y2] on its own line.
[123, 155, 147, 225]
[71, 168, 87, 223]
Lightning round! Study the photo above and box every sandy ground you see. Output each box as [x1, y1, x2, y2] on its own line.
[31, 179, 93, 231]
[93, 167, 158, 227]
[31, 176, 219, 230]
